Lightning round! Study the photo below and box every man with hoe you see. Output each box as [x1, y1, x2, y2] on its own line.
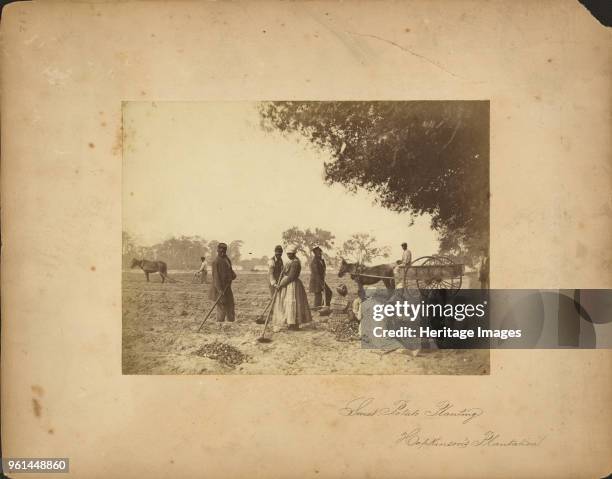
[267, 245, 284, 297]
[209, 242, 237, 323]
[256, 244, 284, 324]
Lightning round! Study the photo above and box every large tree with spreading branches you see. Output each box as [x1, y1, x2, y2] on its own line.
[259, 101, 489, 262]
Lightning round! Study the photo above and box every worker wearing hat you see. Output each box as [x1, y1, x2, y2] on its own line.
[478, 247, 489, 290]
[267, 245, 284, 297]
[256, 245, 285, 324]
[309, 245, 332, 309]
[400, 242, 412, 267]
[394, 242, 412, 290]
[208, 242, 237, 323]
[197, 255, 208, 284]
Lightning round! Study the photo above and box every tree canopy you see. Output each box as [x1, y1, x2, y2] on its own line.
[337, 233, 390, 264]
[259, 101, 489, 260]
[281, 226, 335, 262]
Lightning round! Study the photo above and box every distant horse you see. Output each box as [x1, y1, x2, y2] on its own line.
[337, 259, 395, 292]
[131, 258, 170, 283]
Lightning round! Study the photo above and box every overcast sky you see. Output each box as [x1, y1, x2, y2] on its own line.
[122, 101, 439, 261]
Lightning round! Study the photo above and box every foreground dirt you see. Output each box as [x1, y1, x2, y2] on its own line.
[122, 271, 490, 375]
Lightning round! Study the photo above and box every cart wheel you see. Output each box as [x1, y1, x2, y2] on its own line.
[416, 255, 462, 298]
[400, 256, 434, 300]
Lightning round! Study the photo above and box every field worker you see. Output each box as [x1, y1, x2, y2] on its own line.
[479, 247, 489, 289]
[271, 245, 312, 331]
[327, 284, 360, 331]
[322, 283, 348, 323]
[198, 256, 208, 284]
[330, 284, 350, 316]
[394, 242, 412, 289]
[352, 295, 363, 335]
[309, 245, 332, 309]
[400, 242, 412, 267]
[209, 243, 237, 323]
[268, 245, 284, 297]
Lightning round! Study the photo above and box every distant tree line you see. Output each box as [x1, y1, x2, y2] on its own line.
[123, 227, 397, 271]
[122, 232, 251, 270]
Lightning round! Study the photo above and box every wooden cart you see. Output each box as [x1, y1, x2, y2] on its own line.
[396, 255, 464, 298]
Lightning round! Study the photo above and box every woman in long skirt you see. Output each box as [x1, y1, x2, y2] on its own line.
[271, 246, 312, 332]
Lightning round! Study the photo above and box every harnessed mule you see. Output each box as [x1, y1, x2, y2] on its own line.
[337, 259, 395, 292]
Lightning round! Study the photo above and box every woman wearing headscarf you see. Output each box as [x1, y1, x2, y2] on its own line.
[328, 283, 360, 338]
[271, 246, 312, 331]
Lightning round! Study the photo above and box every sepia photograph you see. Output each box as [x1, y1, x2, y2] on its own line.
[122, 100, 490, 375]
[3, 1, 610, 476]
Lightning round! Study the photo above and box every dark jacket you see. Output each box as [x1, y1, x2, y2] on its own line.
[209, 255, 236, 301]
[309, 256, 326, 293]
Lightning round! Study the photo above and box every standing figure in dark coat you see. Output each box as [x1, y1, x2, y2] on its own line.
[208, 242, 237, 323]
[309, 246, 332, 308]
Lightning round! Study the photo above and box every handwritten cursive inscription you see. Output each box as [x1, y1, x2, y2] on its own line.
[396, 428, 546, 448]
[338, 398, 483, 424]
